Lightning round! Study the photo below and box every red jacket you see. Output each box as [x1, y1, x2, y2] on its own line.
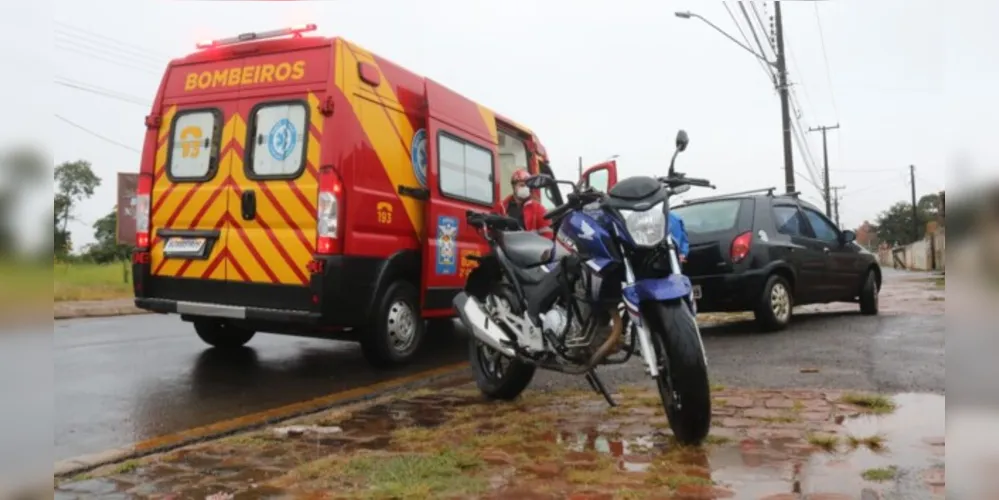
[502, 195, 553, 238]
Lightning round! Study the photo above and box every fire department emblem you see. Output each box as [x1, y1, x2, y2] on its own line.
[435, 215, 458, 275]
[411, 128, 428, 188]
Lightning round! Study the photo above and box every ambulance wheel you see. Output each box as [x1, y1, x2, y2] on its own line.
[361, 281, 425, 368]
[193, 320, 256, 349]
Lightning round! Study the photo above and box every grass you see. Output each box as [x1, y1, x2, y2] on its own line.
[289, 449, 487, 498]
[53, 261, 133, 302]
[840, 393, 897, 415]
[861, 466, 898, 482]
[113, 460, 139, 474]
[848, 434, 887, 452]
[0, 260, 52, 306]
[806, 434, 840, 452]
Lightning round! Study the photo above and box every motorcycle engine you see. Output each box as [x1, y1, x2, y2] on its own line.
[540, 273, 617, 361]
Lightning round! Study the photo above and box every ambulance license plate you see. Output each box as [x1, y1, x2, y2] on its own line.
[692, 285, 702, 300]
[164, 237, 206, 256]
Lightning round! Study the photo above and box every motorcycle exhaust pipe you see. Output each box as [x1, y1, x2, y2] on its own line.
[453, 292, 517, 358]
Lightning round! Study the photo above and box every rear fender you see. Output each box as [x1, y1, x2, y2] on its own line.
[367, 250, 421, 312]
[465, 254, 503, 301]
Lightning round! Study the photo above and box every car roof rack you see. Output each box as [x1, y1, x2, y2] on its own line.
[681, 187, 778, 204]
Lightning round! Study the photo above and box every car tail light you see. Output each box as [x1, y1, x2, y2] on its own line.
[730, 231, 752, 264]
[135, 174, 152, 250]
[316, 166, 341, 255]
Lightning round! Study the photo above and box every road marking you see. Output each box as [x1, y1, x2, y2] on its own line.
[55, 361, 470, 477]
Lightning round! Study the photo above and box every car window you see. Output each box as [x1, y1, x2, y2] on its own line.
[671, 200, 741, 234]
[772, 205, 810, 237]
[438, 133, 495, 205]
[585, 169, 609, 193]
[248, 102, 308, 178]
[802, 208, 841, 242]
[168, 109, 222, 181]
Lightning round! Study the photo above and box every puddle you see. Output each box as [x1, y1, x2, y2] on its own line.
[56, 388, 946, 499]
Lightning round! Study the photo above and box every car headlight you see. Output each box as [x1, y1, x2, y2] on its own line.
[620, 202, 666, 247]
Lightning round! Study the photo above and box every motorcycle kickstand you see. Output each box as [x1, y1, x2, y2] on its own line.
[585, 370, 617, 407]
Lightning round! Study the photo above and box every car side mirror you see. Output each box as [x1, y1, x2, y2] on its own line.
[675, 129, 689, 152]
[841, 229, 857, 244]
[525, 174, 555, 189]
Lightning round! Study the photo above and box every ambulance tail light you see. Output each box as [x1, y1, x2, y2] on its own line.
[135, 174, 152, 250]
[316, 165, 342, 255]
[196, 24, 318, 50]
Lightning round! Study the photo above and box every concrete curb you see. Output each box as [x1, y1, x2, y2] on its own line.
[53, 302, 151, 320]
[54, 362, 472, 478]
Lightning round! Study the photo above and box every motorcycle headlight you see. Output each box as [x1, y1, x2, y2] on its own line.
[620, 202, 666, 247]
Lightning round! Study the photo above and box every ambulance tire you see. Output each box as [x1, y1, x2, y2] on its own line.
[361, 281, 426, 368]
[193, 320, 256, 349]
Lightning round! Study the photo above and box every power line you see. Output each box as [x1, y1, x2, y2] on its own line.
[54, 44, 161, 75]
[54, 21, 172, 59]
[55, 33, 165, 69]
[54, 79, 152, 107]
[722, 2, 776, 87]
[54, 114, 141, 153]
[813, 3, 840, 121]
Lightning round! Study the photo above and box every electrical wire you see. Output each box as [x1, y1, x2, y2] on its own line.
[54, 21, 172, 60]
[54, 78, 152, 107]
[722, 2, 776, 87]
[54, 44, 162, 75]
[55, 33, 165, 69]
[813, 3, 840, 121]
[54, 114, 141, 154]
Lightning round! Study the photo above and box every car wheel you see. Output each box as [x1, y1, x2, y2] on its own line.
[754, 274, 793, 331]
[194, 320, 255, 349]
[859, 270, 880, 315]
[360, 281, 425, 368]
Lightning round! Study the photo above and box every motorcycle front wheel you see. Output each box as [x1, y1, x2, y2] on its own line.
[647, 300, 711, 445]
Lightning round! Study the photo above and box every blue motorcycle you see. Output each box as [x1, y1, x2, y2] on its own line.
[454, 130, 716, 445]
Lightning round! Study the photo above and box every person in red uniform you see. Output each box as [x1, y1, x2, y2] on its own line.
[502, 169, 553, 238]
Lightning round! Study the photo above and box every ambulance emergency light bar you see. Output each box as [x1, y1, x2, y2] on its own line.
[196, 24, 317, 49]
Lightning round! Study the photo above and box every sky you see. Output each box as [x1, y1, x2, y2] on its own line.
[2, 0, 996, 250]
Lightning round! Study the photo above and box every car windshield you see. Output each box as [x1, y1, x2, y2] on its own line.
[672, 199, 742, 234]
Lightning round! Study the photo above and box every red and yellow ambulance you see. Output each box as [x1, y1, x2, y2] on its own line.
[131, 25, 617, 367]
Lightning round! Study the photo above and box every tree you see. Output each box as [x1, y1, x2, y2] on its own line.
[54, 160, 101, 255]
[874, 196, 938, 246]
[86, 207, 131, 264]
[54, 193, 72, 256]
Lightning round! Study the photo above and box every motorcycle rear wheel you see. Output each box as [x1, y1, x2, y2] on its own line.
[648, 301, 711, 445]
[468, 284, 536, 401]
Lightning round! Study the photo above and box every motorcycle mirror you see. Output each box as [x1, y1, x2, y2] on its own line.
[673, 184, 691, 194]
[525, 174, 555, 189]
[675, 129, 689, 152]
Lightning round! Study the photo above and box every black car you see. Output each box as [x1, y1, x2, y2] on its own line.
[672, 188, 881, 331]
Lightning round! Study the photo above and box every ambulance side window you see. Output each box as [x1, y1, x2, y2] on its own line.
[247, 101, 308, 179]
[497, 129, 528, 201]
[168, 109, 222, 182]
[438, 133, 494, 206]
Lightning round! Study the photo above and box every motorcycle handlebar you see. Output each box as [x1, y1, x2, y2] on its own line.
[660, 176, 716, 189]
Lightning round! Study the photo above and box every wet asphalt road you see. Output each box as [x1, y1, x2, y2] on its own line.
[54, 317, 467, 462]
[532, 269, 946, 396]
[55, 269, 943, 463]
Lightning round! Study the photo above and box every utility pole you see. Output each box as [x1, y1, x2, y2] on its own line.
[578, 156, 583, 178]
[774, 1, 795, 195]
[830, 186, 846, 227]
[909, 165, 919, 243]
[808, 123, 840, 217]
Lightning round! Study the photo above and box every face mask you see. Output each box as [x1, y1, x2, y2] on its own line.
[515, 186, 530, 199]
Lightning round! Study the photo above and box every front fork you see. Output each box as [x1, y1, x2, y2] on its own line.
[622, 237, 693, 380]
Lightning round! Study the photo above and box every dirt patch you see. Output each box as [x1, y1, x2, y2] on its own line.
[56, 385, 945, 499]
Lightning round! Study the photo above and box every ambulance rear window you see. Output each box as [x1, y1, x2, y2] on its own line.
[167, 109, 222, 182]
[247, 101, 308, 179]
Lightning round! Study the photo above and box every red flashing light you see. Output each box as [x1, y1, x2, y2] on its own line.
[196, 24, 318, 50]
[730, 231, 752, 264]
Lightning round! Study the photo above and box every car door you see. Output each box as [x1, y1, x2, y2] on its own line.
[422, 80, 498, 313]
[771, 203, 833, 302]
[800, 206, 859, 298]
[579, 160, 618, 192]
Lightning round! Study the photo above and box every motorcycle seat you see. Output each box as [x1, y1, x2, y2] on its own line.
[499, 231, 553, 268]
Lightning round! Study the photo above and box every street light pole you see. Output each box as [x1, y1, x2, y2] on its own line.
[675, 5, 796, 194]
